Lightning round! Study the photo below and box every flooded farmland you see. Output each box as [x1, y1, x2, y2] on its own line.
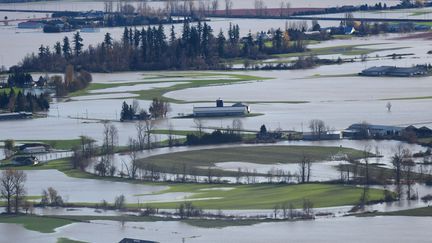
[0, 0, 432, 242]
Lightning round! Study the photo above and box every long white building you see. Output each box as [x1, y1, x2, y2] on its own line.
[193, 99, 250, 117]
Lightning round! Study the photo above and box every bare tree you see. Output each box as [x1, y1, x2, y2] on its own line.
[168, 123, 175, 147]
[403, 158, 415, 200]
[136, 121, 146, 150]
[236, 167, 242, 184]
[123, 138, 140, 179]
[308, 119, 327, 139]
[298, 153, 311, 183]
[1, 169, 15, 214]
[306, 158, 312, 182]
[392, 145, 410, 199]
[4, 139, 15, 158]
[194, 118, 205, 137]
[386, 102, 392, 112]
[232, 119, 243, 135]
[224, 0, 233, 15]
[207, 166, 213, 183]
[211, 0, 219, 13]
[12, 170, 26, 214]
[109, 124, 119, 153]
[273, 203, 280, 218]
[302, 199, 313, 217]
[360, 146, 371, 206]
[254, 0, 266, 16]
[102, 122, 118, 154]
[1, 169, 26, 214]
[144, 120, 154, 149]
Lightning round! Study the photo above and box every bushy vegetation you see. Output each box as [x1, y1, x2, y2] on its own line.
[186, 130, 242, 145]
[19, 22, 306, 72]
[0, 88, 49, 112]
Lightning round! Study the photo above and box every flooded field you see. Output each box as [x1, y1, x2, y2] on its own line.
[0, 216, 431, 243]
[0, 0, 431, 241]
[0, 0, 401, 12]
[23, 170, 169, 203]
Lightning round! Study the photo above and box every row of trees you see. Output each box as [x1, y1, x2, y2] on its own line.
[120, 98, 169, 121]
[20, 22, 307, 73]
[0, 89, 50, 112]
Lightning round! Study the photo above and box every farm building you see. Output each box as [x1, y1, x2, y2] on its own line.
[343, 124, 404, 139]
[193, 99, 250, 117]
[360, 66, 428, 77]
[18, 143, 49, 154]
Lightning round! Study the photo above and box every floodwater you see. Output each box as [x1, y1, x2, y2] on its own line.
[0, 216, 431, 243]
[0, 0, 400, 13]
[22, 169, 170, 203]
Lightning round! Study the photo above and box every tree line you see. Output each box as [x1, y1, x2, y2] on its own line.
[0, 88, 50, 112]
[120, 98, 169, 121]
[19, 22, 307, 73]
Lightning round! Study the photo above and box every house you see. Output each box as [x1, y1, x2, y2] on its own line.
[360, 66, 394, 76]
[386, 67, 427, 77]
[11, 156, 39, 166]
[18, 143, 49, 154]
[343, 123, 404, 139]
[193, 99, 250, 117]
[360, 66, 428, 77]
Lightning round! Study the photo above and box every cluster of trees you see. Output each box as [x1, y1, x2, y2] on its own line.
[40, 187, 64, 207]
[294, 0, 429, 17]
[272, 199, 314, 220]
[120, 98, 169, 121]
[3, 139, 15, 158]
[0, 89, 50, 112]
[120, 100, 149, 121]
[186, 130, 242, 145]
[51, 65, 93, 97]
[71, 136, 97, 171]
[20, 22, 308, 73]
[0, 169, 27, 214]
[94, 122, 119, 177]
[256, 124, 282, 141]
[6, 67, 34, 87]
[177, 202, 203, 219]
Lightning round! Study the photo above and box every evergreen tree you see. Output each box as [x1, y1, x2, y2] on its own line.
[54, 42, 62, 55]
[62, 36, 71, 59]
[122, 27, 129, 46]
[170, 25, 176, 44]
[73, 32, 84, 56]
[104, 33, 113, 49]
[217, 30, 225, 57]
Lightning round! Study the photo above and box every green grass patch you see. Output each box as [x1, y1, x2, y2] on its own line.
[138, 145, 366, 176]
[0, 215, 75, 233]
[69, 72, 271, 104]
[274, 44, 407, 58]
[146, 183, 384, 210]
[57, 237, 88, 243]
[19, 139, 81, 150]
[33, 214, 271, 228]
[0, 87, 22, 95]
